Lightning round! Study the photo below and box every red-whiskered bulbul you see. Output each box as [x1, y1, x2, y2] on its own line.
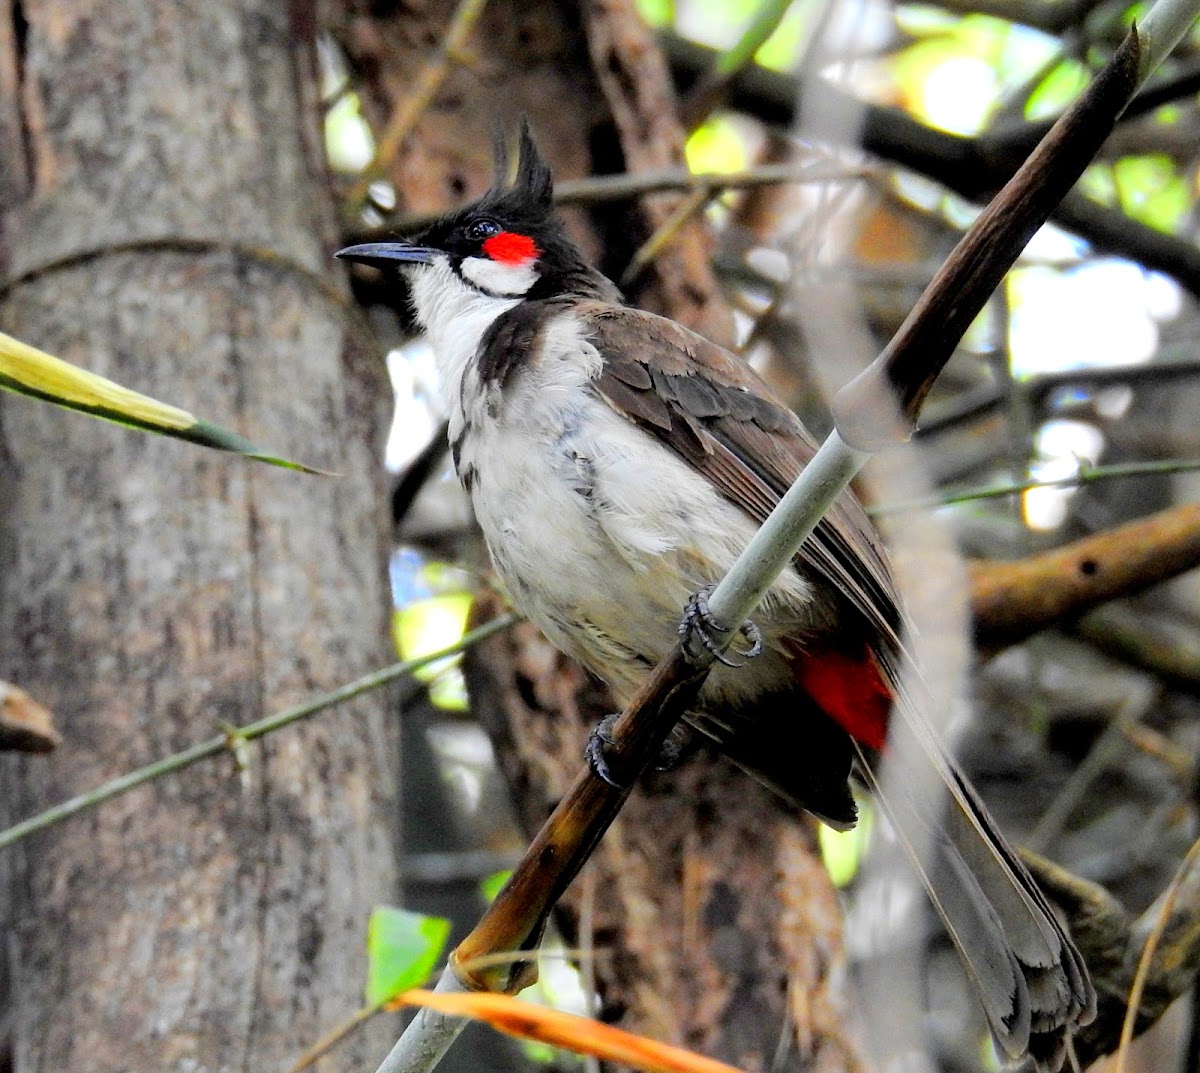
[338, 123, 1094, 1069]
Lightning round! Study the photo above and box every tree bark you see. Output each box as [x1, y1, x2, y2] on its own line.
[0, 2, 397, 1071]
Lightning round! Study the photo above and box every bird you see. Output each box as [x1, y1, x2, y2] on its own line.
[337, 121, 1094, 1069]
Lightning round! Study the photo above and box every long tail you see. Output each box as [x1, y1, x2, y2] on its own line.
[692, 669, 1095, 1068]
[854, 725, 1095, 1069]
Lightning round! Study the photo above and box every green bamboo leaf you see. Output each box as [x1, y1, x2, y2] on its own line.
[0, 330, 325, 474]
[365, 906, 452, 1005]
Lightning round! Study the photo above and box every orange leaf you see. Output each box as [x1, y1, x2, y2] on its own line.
[396, 989, 749, 1073]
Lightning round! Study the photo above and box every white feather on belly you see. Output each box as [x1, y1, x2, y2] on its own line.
[452, 313, 823, 709]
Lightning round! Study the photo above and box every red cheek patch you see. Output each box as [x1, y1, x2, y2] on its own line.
[483, 231, 538, 265]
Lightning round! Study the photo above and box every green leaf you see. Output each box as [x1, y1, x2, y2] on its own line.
[365, 906, 452, 1005]
[480, 869, 513, 903]
[1114, 153, 1189, 233]
[1025, 60, 1090, 120]
[0, 330, 325, 473]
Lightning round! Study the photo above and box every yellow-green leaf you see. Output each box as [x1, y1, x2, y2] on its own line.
[0, 330, 323, 473]
[365, 906, 451, 1005]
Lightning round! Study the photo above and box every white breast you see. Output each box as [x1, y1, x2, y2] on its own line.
[445, 309, 823, 709]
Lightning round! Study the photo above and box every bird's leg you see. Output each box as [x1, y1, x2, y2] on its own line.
[584, 712, 622, 786]
[679, 584, 762, 667]
[586, 584, 760, 787]
[585, 715, 697, 787]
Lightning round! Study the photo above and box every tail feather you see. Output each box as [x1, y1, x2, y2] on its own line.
[856, 732, 1095, 1068]
[691, 669, 1095, 1069]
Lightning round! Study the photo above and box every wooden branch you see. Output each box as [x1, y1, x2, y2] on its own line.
[1071, 604, 1200, 690]
[970, 502, 1200, 649]
[1018, 847, 1200, 1067]
[1051, 840, 1200, 1066]
[348, 161, 873, 241]
[831, 30, 1141, 447]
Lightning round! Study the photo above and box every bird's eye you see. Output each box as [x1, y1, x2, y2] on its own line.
[466, 219, 502, 241]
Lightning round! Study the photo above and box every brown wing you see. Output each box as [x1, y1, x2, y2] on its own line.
[577, 300, 903, 656]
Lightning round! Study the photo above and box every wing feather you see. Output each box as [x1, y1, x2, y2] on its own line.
[579, 301, 901, 653]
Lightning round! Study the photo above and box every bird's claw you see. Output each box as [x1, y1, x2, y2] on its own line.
[585, 714, 694, 784]
[585, 712, 625, 788]
[678, 585, 763, 668]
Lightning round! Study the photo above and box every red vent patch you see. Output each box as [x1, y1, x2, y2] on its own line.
[483, 231, 538, 265]
[787, 640, 893, 751]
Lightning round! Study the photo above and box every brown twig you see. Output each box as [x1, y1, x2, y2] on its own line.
[452, 646, 710, 993]
[1056, 836, 1200, 1067]
[347, 0, 490, 206]
[1072, 603, 1200, 692]
[970, 501, 1200, 650]
[1114, 836, 1200, 1073]
[831, 29, 1142, 446]
[618, 187, 712, 290]
[662, 31, 1200, 300]
[354, 162, 873, 242]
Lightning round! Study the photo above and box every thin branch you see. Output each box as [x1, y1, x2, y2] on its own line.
[915, 347, 1200, 439]
[970, 502, 1200, 650]
[290, 1001, 386, 1072]
[1072, 603, 1200, 691]
[1113, 836, 1200, 1073]
[832, 29, 1143, 446]
[922, 0, 1104, 35]
[351, 162, 874, 240]
[1026, 684, 1158, 852]
[0, 613, 519, 851]
[348, 0, 490, 205]
[872, 457, 1200, 514]
[661, 31, 1200, 299]
[1055, 833, 1200, 1068]
[619, 187, 711, 290]
[679, 0, 797, 130]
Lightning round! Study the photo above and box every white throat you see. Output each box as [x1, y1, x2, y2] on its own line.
[407, 258, 521, 413]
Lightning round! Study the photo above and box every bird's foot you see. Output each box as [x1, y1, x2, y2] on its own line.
[679, 584, 762, 668]
[585, 712, 624, 787]
[585, 715, 695, 786]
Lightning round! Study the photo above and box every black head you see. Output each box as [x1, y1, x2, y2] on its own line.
[337, 121, 611, 302]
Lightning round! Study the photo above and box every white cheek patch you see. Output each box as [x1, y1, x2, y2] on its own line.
[460, 255, 539, 297]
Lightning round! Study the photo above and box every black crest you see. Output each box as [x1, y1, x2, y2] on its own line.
[489, 118, 553, 212]
[478, 117, 554, 221]
[413, 119, 618, 302]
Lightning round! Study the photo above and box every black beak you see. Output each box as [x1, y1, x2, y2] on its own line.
[335, 242, 438, 269]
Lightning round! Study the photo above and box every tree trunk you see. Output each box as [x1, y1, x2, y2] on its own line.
[0, 2, 398, 1071]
